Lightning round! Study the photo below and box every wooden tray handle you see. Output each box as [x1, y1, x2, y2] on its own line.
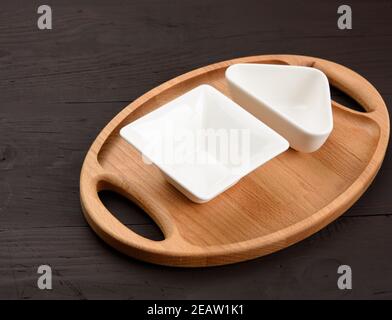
[80, 168, 187, 263]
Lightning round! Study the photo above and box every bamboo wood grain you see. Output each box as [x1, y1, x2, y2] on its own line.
[80, 55, 390, 267]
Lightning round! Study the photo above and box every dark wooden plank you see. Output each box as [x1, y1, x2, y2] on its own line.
[0, 0, 391, 106]
[0, 0, 391, 299]
[0, 215, 391, 299]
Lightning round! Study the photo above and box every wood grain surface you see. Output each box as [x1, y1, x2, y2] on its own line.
[1, 0, 392, 298]
[80, 54, 389, 267]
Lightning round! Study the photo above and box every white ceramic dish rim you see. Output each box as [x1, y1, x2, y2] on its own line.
[120, 84, 289, 202]
[225, 63, 333, 137]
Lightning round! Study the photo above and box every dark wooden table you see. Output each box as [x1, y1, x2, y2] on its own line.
[0, 0, 391, 299]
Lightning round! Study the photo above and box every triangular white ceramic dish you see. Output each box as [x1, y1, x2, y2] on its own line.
[226, 63, 333, 152]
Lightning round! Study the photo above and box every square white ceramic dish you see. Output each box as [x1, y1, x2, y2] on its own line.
[226, 63, 333, 153]
[120, 84, 289, 203]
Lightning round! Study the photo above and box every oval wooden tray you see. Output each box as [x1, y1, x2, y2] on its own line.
[80, 55, 390, 267]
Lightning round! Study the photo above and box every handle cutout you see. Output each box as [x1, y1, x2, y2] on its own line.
[330, 85, 366, 113]
[98, 190, 165, 241]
